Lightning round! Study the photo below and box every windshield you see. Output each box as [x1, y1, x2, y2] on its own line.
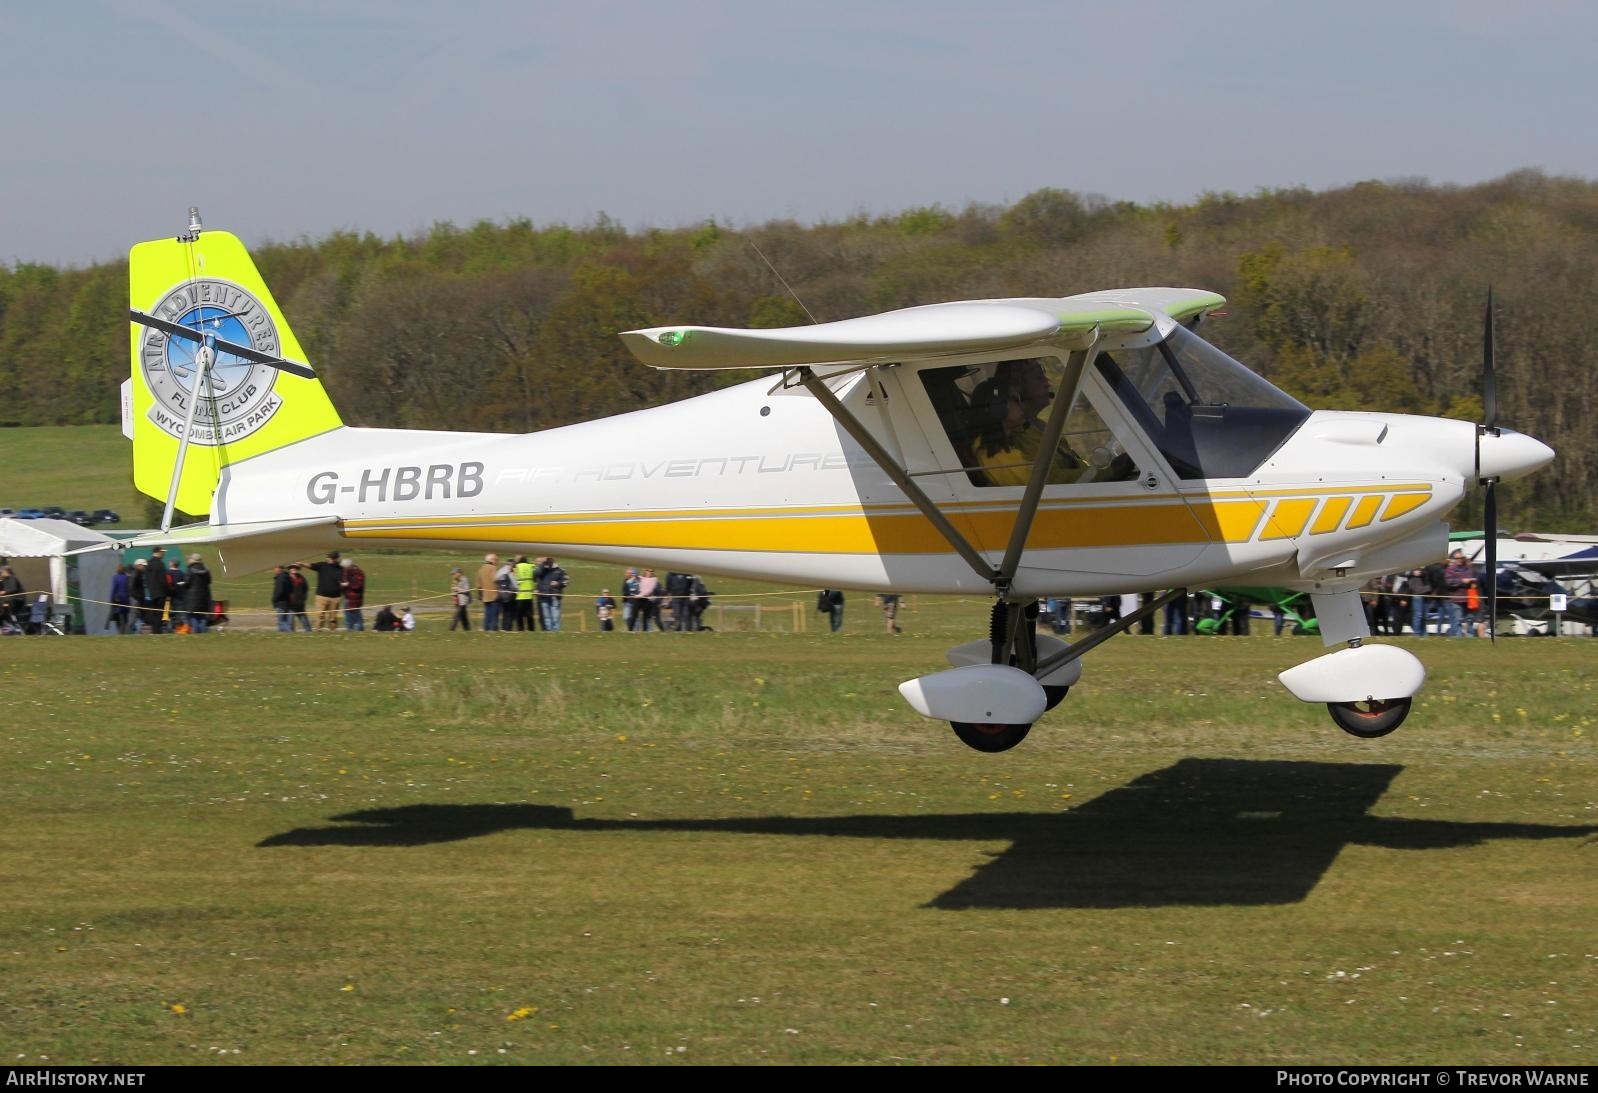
[1095, 326, 1309, 479]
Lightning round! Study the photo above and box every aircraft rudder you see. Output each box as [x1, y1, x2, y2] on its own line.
[128, 228, 342, 517]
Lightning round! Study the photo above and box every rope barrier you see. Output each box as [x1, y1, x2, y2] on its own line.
[44, 585, 1590, 617]
[18, 567, 1589, 639]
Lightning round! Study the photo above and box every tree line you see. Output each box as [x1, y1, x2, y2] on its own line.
[2, 169, 1593, 527]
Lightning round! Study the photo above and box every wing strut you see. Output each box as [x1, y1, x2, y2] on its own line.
[1035, 587, 1187, 675]
[795, 367, 997, 582]
[997, 347, 1091, 584]
[130, 310, 318, 378]
[794, 333, 1099, 610]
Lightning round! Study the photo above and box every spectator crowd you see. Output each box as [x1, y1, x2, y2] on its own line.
[0, 541, 1524, 640]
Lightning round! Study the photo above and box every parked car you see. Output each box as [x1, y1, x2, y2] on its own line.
[91, 509, 121, 525]
[41, 506, 67, 520]
[16, 508, 45, 519]
[63, 510, 93, 526]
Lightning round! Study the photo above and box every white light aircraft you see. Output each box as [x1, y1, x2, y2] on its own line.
[124, 213, 1554, 751]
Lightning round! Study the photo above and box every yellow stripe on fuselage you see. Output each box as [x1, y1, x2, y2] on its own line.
[1380, 493, 1431, 521]
[340, 483, 1434, 555]
[1310, 497, 1353, 534]
[346, 501, 1207, 555]
[1260, 498, 1319, 540]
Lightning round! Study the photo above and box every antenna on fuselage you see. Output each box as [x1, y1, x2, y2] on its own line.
[1480, 287, 1499, 641]
[747, 240, 819, 325]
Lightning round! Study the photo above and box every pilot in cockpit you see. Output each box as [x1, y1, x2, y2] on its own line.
[967, 361, 1082, 487]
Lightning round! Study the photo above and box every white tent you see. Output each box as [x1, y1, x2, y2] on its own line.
[0, 518, 120, 635]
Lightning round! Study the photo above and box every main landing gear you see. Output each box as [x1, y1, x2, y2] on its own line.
[948, 674, 1071, 754]
[926, 592, 1178, 753]
[951, 721, 1033, 753]
[944, 598, 1047, 753]
[797, 348, 1114, 755]
[1327, 696, 1412, 738]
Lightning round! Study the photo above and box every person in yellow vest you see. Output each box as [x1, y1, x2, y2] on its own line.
[514, 554, 536, 631]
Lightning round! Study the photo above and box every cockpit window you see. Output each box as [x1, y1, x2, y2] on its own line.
[919, 358, 1140, 487]
[1095, 326, 1309, 480]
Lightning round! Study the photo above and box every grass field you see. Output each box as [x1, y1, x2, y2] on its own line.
[2, 627, 1593, 1066]
[0, 425, 143, 519]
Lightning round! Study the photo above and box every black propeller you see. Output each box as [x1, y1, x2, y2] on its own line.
[1480, 289, 1499, 641]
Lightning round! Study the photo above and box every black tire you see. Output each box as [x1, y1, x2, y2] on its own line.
[951, 721, 1032, 753]
[1042, 684, 1070, 711]
[1327, 697, 1412, 738]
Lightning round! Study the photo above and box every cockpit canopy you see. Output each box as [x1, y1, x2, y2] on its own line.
[919, 324, 1309, 486]
[1097, 324, 1310, 480]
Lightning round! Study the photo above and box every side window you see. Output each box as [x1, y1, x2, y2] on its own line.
[918, 358, 1140, 487]
[1058, 383, 1141, 485]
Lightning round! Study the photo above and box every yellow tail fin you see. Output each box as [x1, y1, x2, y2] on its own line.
[128, 229, 342, 517]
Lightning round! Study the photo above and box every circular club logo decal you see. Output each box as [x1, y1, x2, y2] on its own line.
[139, 278, 283, 444]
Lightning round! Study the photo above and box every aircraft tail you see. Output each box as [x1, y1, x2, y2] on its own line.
[127, 224, 342, 518]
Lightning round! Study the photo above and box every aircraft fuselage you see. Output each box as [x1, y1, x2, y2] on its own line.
[211, 368, 1494, 598]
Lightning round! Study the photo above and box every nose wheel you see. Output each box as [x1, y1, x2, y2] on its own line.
[1327, 696, 1412, 738]
[951, 721, 1033, 753]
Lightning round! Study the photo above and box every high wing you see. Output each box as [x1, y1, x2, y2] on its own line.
[620, 291, 1224, 370]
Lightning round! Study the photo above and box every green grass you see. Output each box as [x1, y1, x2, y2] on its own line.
[0, 425, 143, 516]
[1, 630, 1593, 1065]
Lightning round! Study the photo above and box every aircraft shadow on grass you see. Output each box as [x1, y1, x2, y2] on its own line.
[258, 758, 1595, 910]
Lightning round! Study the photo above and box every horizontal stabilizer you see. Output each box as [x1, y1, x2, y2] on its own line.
[129, 309, 317, 379]
[122, 516, 344, 576]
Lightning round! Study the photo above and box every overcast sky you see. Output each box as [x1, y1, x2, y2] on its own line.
[2, 0, 1594, 267]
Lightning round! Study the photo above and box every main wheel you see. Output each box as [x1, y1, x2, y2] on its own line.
[951, 721, 1032, 753]
[1327, 697, 1412, 738]
[1042, 684, 1070, 711]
